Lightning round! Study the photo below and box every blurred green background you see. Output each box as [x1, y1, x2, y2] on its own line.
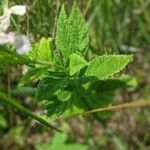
[0, 0, 150, 149]
[11, 0, 150, 53]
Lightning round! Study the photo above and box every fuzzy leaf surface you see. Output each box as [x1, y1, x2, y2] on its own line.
[55, 6, 76, 61]
[69, 2, 89, 56]
[69, 53, 89, 76]
[85, 55, 133, 80]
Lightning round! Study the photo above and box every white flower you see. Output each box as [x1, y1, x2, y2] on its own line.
[0, 4, 30, 55]
[13, 34, 31, 54]
[0, 32, 10, 44]
[0, 32, 31, 54]
[10, 5, 26, 16]
[0, 5, 26, 32]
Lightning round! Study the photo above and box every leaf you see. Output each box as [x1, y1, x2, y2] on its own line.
[28, 43, 39, 60]
[69, 53, 89, 76]
[55, 5, 76, 62]
[63, 92, 85, 117]
[89, 75, 137, 93]
[50, 133, 67, 149]
[36, 133, 88, 150]
[55, 76, 136, 118]
[36, 77, 69, 101]
[63, 88, 114, 118]
[82, 88, 114, 119]
[45, 89, 84, 119]
[46, 99, 71, 119]
[50, 133, 87, 150]
[55, 3, 89, 62]
[44, 86, 83, 119]
[118, 75, 137, 88]
[55, 89, 72, 102]
[28, 37, 53, 62]
[19, 67, 48, 86]
[70, 2, 89, 56]
[38, 37, 53, 61]
[0, 48, 34, 66]
[85, 55, 133, 80]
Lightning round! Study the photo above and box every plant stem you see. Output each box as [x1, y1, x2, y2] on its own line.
[0, 91, 62, 132]
[3, 49, 65, 70]
[7, 66, 14, 127]
[82, 100, 150, 115]
[83, 0, 92, 17]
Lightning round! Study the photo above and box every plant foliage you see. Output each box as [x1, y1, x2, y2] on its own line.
[0, 2, 136, 120]
[34, 3, 134, 119]
[35, 133, 87, 150]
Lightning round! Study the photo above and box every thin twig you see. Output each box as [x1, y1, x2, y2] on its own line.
[82, 100, 150, 115]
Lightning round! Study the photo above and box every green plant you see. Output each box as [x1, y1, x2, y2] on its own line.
[0, 2, 135, 125]
[22, 2, 134, 119]
[35, 132, 87, 150]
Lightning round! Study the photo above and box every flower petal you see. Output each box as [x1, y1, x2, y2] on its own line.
[0, 32, 9, 44]
[10, 5, 26, 16]
[7, 32, 16, 44]
[13, 35, 31, 54]
[0, 17, 10, 31]
[0, 7, 11, 31]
